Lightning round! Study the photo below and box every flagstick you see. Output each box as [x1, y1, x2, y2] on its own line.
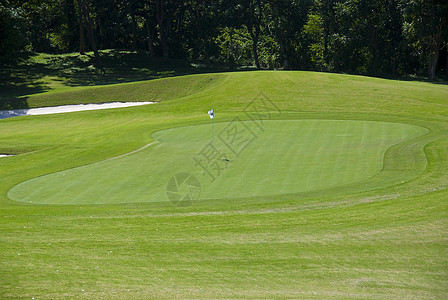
[212, 114, 214, 159]
[208, 109, 215, 159]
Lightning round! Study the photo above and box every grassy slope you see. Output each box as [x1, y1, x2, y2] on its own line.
[25, 74, 223, 108]
[0, 71, 447, 298]
[0, 50, 235, 109]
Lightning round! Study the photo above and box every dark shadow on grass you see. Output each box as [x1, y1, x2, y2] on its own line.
[56, 50, 253, 87]
[0, 53, 51, 109]
[0, 50, 257, 109]
[40, 50, 239, 87]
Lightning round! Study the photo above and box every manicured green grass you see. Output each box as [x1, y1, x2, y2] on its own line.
[0, 70, 447, 298]
[8, 120, 428, 204]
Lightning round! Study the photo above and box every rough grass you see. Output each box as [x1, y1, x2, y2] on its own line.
[0, 50, 233, 109]
[0, 70, 447, 299]
[26, 74, 224, 108]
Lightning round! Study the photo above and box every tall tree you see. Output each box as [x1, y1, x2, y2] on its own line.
[382, 0, 404, 76]
[76, 0, 102, 65]
[241, 0, 264, 68]
[0, 1, 28, 61]
[78, 13, 86, 54]
[180, 0, 219, 65]
[151, 0, 181, 62]
[267, 0, 312, 69]
[404, 0, 448, 80]
[303, 0, 337, 71]
[140, 2, 156, 55]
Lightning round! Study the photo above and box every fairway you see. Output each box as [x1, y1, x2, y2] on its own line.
[8, 120, 427, 204]
[1, 71, 447, 299]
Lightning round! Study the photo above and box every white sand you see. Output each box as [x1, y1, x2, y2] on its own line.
[0, 154, 13, 158]
[0, 102, 155, 120]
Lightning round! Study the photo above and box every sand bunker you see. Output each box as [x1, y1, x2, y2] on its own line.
[0, 102, 155, 120]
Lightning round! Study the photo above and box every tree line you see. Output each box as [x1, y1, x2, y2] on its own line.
[1, 0, 447, 79]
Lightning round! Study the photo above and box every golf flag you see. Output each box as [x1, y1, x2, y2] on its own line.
[208, 109, 215, 119]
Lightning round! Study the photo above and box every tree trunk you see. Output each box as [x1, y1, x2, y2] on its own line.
[324, 30, 329, 67]
[428, 45, 440, 80]
[229, 28, 235, 67]
[248, 23, 260, 68]
[252, 41, 260, 68]
[250, 29, 260, 68]
[446, 47, 448, 76]
[79, 18, 85, 55]
[247, 0, 262, 68]
[206, 52, 211, 67]
[160, 32, 169, 62]
[369, 26, 379, 74]
[429, 24, 443, 80]
[76, 0, 102, 66]
[279, 39, 289, 69]
[146, 20, 154, 56]
[131, 13, 137, 51]
[155, 0, 169, 63]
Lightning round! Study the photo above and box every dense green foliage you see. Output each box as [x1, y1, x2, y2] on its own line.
[1, 0, 447, 79]
[0, 71, 447, 298]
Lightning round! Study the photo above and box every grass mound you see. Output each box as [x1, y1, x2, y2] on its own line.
[0, 50, 229, 109]
[26, 73, 224, 108]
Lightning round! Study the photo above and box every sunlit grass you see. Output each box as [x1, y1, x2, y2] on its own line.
[0, 70, 447, 298]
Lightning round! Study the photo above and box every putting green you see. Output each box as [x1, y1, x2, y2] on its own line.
[8, 119, 428, 204]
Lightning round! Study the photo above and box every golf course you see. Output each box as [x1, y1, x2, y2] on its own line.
[1, 69, 447, 298]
